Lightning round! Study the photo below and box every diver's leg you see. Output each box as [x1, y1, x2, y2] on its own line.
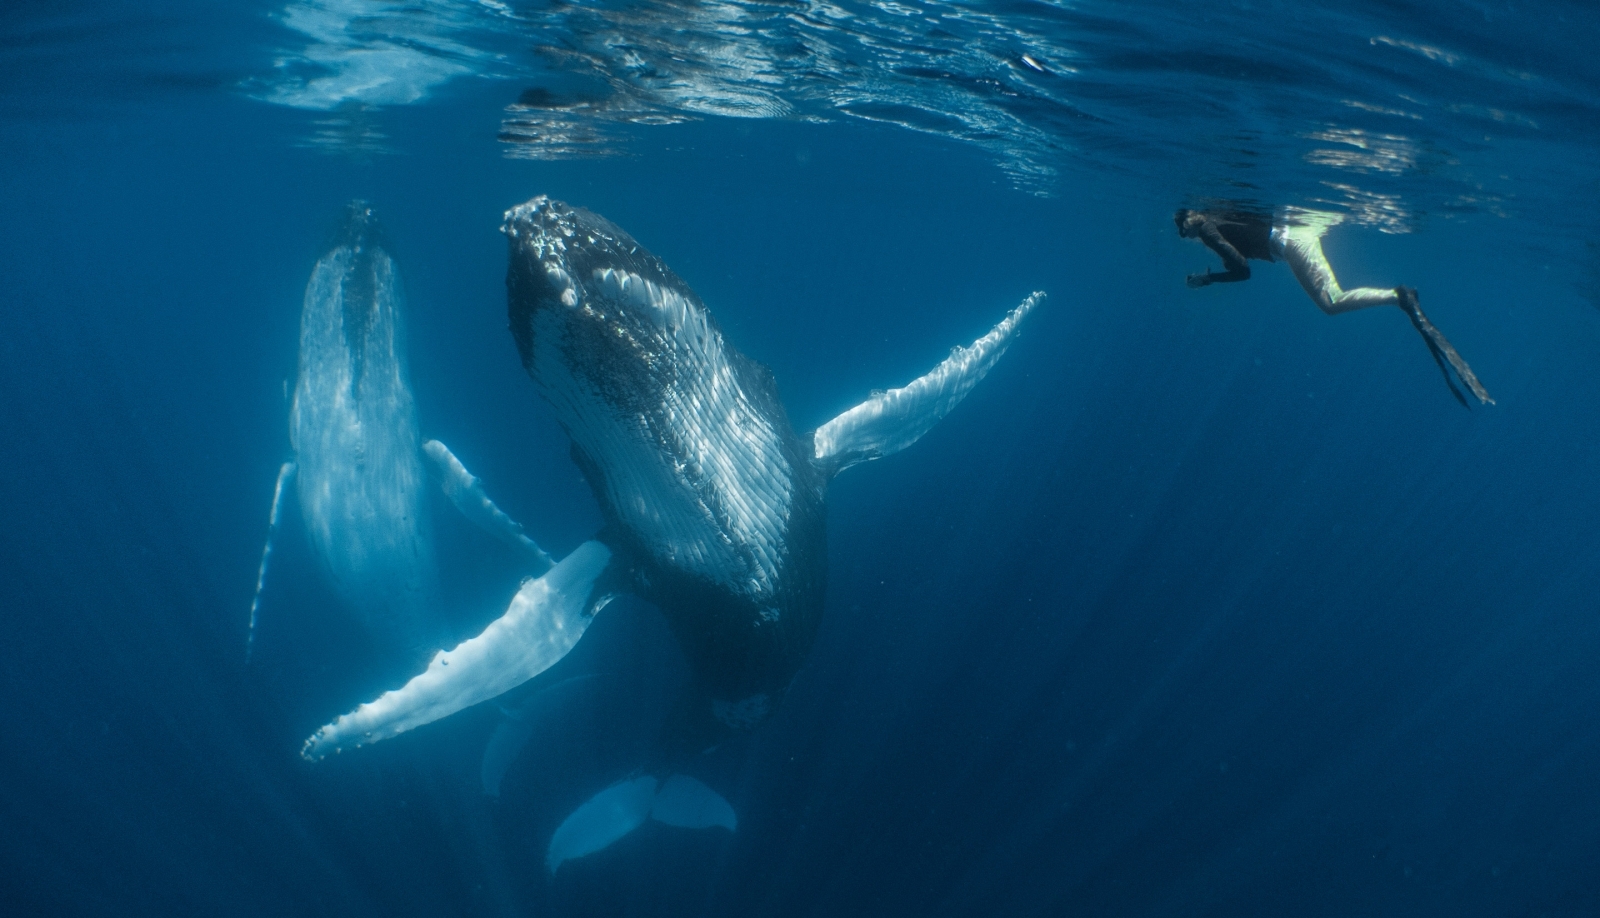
[1327, 286, 1401, 313]
[1276, 214, 1492, 404]
[1275, 225, 1398, 315]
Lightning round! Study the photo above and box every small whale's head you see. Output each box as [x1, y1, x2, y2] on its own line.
[329, 199, 385, 256]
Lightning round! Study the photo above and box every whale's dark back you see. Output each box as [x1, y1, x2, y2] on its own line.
[504, 197, 828, 709]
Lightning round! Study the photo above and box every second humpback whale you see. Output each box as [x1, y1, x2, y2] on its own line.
[302, 196, 1042, 869]
[248, 201, 552, 661]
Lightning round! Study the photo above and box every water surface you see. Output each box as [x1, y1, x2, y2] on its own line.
[2, 2, 1598, 915]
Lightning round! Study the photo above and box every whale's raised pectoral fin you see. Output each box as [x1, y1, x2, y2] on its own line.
[423, 439, 555, 573]
[302, 540, 613, 761]
[246, 461, 297, 664]
[812, 291, 1043, 474]
[546, 774, 735, 873]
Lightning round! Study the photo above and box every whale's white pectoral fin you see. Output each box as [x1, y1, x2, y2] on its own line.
[812, 291, 1043, 473]
[547, 776, 658, 874]
[546, 773, 735, 873]
[423, 439, 555, 573]
[301, 540, 612, 761]
[246, 461, 297, 663]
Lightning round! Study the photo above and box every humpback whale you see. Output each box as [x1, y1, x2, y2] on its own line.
[248, 201, 551, 661]
[302, 195, 1041, 868]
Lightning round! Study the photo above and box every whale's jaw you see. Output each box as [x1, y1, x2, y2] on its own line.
[504, 196, 826, 700]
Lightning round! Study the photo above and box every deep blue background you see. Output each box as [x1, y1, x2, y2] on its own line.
[3, 2, 1600, 915]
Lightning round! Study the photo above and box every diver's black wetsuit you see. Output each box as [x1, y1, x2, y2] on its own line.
[1175, 207, 1275, 287]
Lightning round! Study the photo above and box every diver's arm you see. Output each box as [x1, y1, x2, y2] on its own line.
[1187, 220, 1252, 287]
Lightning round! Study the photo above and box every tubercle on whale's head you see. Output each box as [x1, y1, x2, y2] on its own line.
[501, 195, 708, 372]
[501, 195, 691, 302]
[502, 196, 580, 310]
[503, 196, 584, 375]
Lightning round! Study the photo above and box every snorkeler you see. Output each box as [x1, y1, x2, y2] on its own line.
[1175, 205, 1493, 406]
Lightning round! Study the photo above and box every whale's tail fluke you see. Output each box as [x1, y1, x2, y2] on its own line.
[811, 291, 1043, 474]
[423, 439, 556, 573]
[246, 461, 297, 664]
[301, 540, 613, 761]
[546, 774, 736, 874]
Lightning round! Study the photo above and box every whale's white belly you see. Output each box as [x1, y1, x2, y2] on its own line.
[289, 241, 434, 639]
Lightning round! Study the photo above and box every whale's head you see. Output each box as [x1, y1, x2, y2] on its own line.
[500, 196, 708, 414]
[502, 196, 827, 706]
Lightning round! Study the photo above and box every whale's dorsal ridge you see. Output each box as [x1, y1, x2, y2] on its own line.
[813, 290, 1044, 474]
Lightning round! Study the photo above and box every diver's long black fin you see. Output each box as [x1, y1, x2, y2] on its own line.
[1400, 290, 1493, 407]
[1420, 331, 1470, 408]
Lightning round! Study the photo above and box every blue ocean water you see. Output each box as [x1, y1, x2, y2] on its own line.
[3, 1, 1599, 914]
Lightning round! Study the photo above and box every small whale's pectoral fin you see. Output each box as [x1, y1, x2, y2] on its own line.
[546, 774, 736, 873]
[301, 540, 613, 761]
[423, 439, 555, 573]
[246, 461, 297, 664]
[811, 291, 1044, 474]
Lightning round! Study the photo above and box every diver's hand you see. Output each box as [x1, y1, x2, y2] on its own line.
[1186, 272, 1212, 289]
